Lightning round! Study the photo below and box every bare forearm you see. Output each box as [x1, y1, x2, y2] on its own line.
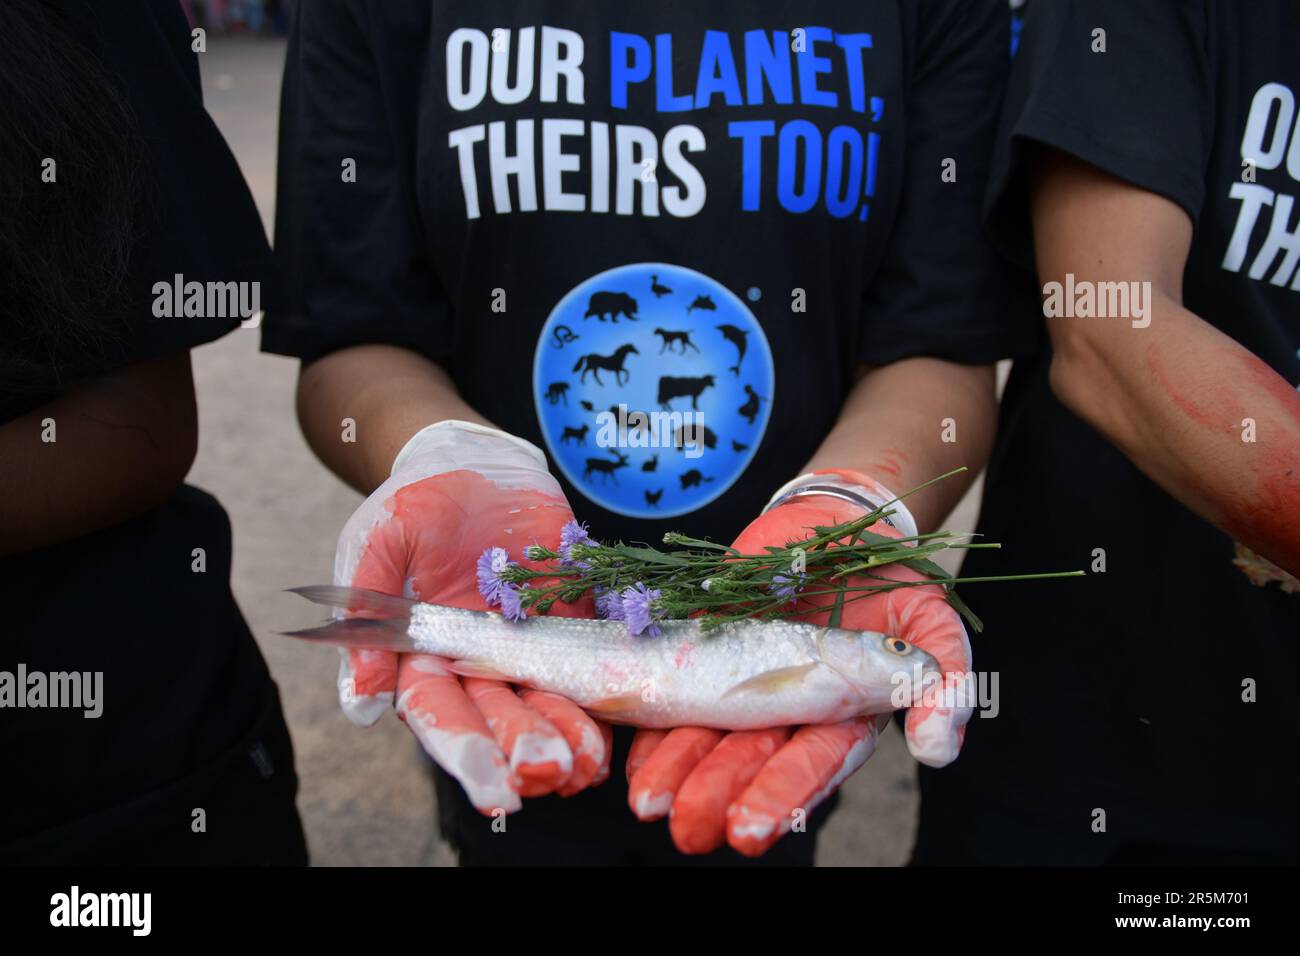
[803, 358, 997, 531]
[1051, 302, 1300, 575]
[296, 344, 492, 494]
[0, 353, 198, 557]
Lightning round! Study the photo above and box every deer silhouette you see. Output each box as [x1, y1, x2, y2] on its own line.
[583, 451, 630, 485]
[573, 344, 638, 386]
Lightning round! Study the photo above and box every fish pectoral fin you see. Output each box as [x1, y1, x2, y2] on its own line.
[443, 659, 514, 682]
[722, 662, 821, 698]
[584, 694, 644, 720]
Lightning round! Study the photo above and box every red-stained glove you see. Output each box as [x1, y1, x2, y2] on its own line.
[626, 469, 973, 856]
[334, 420, 611, 814]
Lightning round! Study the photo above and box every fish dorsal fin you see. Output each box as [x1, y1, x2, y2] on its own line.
[722, 662, 820, 698]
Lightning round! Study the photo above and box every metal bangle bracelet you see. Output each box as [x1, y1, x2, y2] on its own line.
[763, 484, 896, 527]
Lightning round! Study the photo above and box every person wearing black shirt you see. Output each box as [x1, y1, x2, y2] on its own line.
[266, 0, 1036, 863]
[0, 0, 307, 864]
[914, 0, 1300, 865]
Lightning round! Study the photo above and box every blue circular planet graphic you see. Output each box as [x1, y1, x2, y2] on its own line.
[534, 263, 774, 519]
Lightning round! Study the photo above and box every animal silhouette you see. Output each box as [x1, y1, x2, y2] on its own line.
[650, 275, 673, 298]
[573, 344, 639, 386]
[686, 294, 716, 314]
[607, 405, 651, 435]
[738, 384, 766, 425]
[579, 400, 594, 411]
[583, 451, 630, 485]
[657, 374, 715, 410]
[642, 453, 658, 472]
[552, 324, 580, 348]
[543, 382, 570, 406]
[679, 469, 714, 490]
[654, 328, 699, 354]
[731, 439, 749, 452]
[584, 290, 639, 322]
[644, 488, 663, 506]
[716, 324, 749, 375]
[561, 424, 589, 445]
[672, 424, 717, 452]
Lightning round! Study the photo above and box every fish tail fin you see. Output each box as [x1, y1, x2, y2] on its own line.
[281, 585, 417, 651]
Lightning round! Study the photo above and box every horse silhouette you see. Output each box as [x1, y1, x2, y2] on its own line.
[543, 382, 569, 406]
[561, 424, 588, 445]
[583, 451, 630, 485]
[650, 275, 673, 298]
[654, 328, 699, 354]
[573, 344, 638, 386]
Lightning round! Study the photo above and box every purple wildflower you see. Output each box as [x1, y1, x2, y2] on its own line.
[771, 573, 805, 604]
[594, 587, 625, 621]
[498, 583, 527, 622]
[558, 520, 595, 564]
[476, 547, 513, 605]
[621, 582, 663, 638]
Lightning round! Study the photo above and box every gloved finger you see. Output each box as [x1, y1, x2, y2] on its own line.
[518, 689, 607, 796]
[592, 722, 614, 785]
[726, 717, 878, 857]
[462, 678, 573, 797]
[337, 647, 399, 727]
[625, 729, 668, 782]
[886, 589, 972, 768]
[395, 655, 519, 814]
[627, 727, 725, 821]
[668, 728, 791, 855]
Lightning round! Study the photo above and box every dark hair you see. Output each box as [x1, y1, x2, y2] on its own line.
[0, 0, 144, 393]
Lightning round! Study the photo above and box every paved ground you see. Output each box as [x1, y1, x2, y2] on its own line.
[188, 36, 982, 866]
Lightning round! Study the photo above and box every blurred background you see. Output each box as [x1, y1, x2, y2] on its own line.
[188, 26, 982, 866]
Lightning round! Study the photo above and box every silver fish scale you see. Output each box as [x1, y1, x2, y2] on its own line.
[408, 605, 874, 729]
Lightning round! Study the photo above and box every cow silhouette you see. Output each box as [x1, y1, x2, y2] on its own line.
[686, 294, 716, 314]
[584, 290, 638, 322]
[543, 382, 569, 406]
[672, 424, 717, 452]
[573, 344, 638, 386]
[583, 451, 630, 485]
[645, 488, 663, 506]
[561, 424, 588, 445]
[679, 469, 714, 490]
[650, 275, 673, 298]
[642, 453, 658, 472]
[738, 384, 766, 425]
[654, 328, 699, 354]
[657, 374, 715, 410]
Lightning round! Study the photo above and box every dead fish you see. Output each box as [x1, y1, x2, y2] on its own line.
[283, 586, 938, 730]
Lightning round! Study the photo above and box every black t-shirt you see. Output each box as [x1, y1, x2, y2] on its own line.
[0, 0, 277, 842]
[940, 0, 1300, 855]
[266, 0, 1036, 546]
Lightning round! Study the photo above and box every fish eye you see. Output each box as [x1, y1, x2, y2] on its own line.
[883, 637, 912, 656]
